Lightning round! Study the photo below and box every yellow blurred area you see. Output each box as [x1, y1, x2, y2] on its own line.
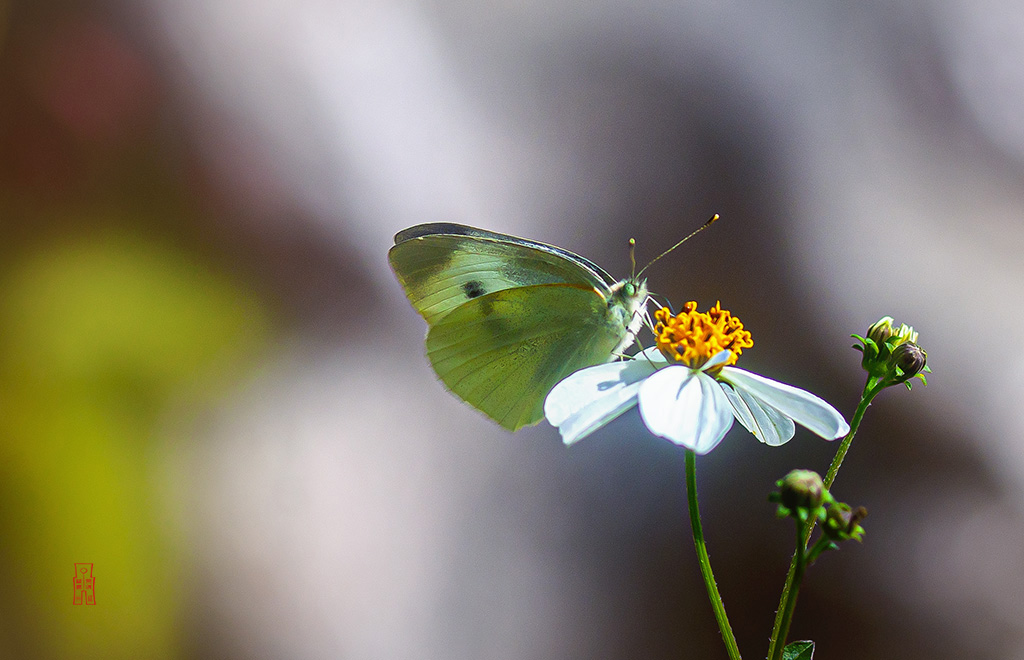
[0, 3, 275, 656]
[0, 226, 268, 658]
[1, 231, 265, 394]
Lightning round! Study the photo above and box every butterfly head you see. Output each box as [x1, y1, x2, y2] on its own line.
[609, 276, 648, 307]
[608, 276, 649, 354]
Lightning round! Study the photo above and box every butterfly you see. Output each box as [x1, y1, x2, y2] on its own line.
[389, 223, 650, 431]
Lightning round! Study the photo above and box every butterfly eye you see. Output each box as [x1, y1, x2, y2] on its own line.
[622, 282, 637, 297]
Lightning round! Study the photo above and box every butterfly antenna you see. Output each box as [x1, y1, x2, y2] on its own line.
[629, 238, 637, 278]
[636, 213, 720, 278]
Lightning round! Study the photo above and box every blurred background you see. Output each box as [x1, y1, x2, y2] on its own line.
[1, 0, 1022, 658]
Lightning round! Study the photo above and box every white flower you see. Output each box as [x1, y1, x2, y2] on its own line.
[544, 303, 850, 454]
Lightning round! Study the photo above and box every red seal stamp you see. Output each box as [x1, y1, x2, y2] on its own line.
[73, 563, 95, 605]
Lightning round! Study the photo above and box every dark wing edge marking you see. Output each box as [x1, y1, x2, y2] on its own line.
[393, 222, 616, 287]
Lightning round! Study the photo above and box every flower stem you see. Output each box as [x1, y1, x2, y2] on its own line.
[768, 523, 810, 660]
[765, 379, 884, 660]
[822, 379, 884, 489]
[804, 535, 834, 566]
[685, 450, 742, 660]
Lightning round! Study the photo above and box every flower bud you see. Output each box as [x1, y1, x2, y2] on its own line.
[866, 316, 895, 345]
[890, 342, 927, 382]
[778, 470, 826, 510]
[822, 503, 867, 543]
[854, 315, 929, 387]
[770, 470, 833, 522]
[893, 323, 918, 346]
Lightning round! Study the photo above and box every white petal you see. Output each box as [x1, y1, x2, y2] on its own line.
[720, 367, 850, 440]
[636, 345, 670, 365]
[740, 386, 796, 446]
[700, 350, 733, 372]
[638, 367, 735, 454]
[553, 383, 644, 446]
[721, 382, 795, 446]
[721, 382, 758, 435]
[545, 359, 656, 445]
[545, 359, 656, 426]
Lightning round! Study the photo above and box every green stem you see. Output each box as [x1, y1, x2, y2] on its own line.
[804, 535, 834, 566]
[822, 380, 884, 489]
[685, 450, 742, 660]
[765, 379, 884, 660]
[768, 523, 809, 660]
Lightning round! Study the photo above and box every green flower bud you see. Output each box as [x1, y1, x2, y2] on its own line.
[890, 342, 927, 382]
[822, 503, 867, 543]
[893, 323, 918, 346]
[780, 470, 825, 510]
[855, 316, 929, 388]
[856, 316, 898, 377]
[866, 316, 895, 345]
[770, 470, 833, 522]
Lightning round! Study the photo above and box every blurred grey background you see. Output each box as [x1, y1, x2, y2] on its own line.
[1, 0, 1021, 658]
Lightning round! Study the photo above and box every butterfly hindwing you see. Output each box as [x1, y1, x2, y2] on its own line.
[425, 283, 628, 430]
[388, 225, 614, 324]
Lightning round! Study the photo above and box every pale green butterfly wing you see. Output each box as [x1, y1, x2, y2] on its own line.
[390, 223, 647, 431]
[425, 283, 635, 430]
[389, 223, 616, 324]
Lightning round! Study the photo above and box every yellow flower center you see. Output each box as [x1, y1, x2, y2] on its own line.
[654, 302, 753, 370]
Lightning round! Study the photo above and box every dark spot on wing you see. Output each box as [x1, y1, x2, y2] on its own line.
[463, 280, 486, 299]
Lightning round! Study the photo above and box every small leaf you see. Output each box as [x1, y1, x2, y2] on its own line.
[782, 640, 815, 660]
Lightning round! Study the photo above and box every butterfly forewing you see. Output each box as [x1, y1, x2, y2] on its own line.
[389, 227, 614, 324]
[393, 223, 615, 283]
[425, 284, 629, 430]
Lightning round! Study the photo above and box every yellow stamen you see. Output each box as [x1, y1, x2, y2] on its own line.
[654, 302, 753, 370]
